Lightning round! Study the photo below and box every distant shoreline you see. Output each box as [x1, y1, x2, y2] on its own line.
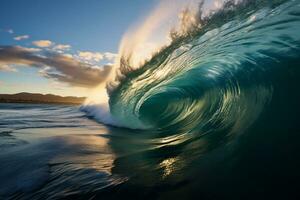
[0, 100, 82, 105]
[0, 92, 86, 105]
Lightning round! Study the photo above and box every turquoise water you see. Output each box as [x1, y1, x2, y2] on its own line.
[1, 0, 300, 199]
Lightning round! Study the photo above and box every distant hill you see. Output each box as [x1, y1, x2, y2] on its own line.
[0, 92, 86, 105]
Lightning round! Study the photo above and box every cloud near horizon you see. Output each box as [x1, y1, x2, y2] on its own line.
[0, 64, 17, 72]
[0, 45, 112, 87]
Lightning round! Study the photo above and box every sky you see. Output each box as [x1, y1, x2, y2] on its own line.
[0, 0, 157, 97]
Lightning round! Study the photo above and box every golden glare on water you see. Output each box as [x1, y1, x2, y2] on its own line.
[61, 134, 116, 173]
[159, 157, 179, 178]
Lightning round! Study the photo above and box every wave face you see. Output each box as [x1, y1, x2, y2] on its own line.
[81, 1, 300, 178]
[107, 0, 300, 141]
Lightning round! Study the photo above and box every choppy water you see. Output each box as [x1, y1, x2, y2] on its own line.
[1, 0, 300, 199]
[0, 103, 125, 199]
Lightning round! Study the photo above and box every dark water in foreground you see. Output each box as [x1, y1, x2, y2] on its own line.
[0, 101, 299, 200]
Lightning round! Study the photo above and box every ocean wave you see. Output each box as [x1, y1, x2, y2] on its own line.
[83, 0, 300, 143]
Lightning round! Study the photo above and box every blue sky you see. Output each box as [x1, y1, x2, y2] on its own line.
[0, 0, 157, 96]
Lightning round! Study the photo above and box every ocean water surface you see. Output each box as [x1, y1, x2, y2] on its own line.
[1, 0, 300, 199]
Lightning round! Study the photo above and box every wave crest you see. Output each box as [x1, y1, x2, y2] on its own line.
[83, 0, 300, 143]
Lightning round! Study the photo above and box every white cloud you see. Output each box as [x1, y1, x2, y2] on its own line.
[63, 53, 73, 58]
[14, 35, 29, 41]
[53, 44, 71, 51]
[104, 52, 118, 60]
[0, 64, 17, 72]
[20, 47, 41, 52]
[78, 51, 104, 62]
[38, 66, 52, 76]
[32, 40, 53, 47]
